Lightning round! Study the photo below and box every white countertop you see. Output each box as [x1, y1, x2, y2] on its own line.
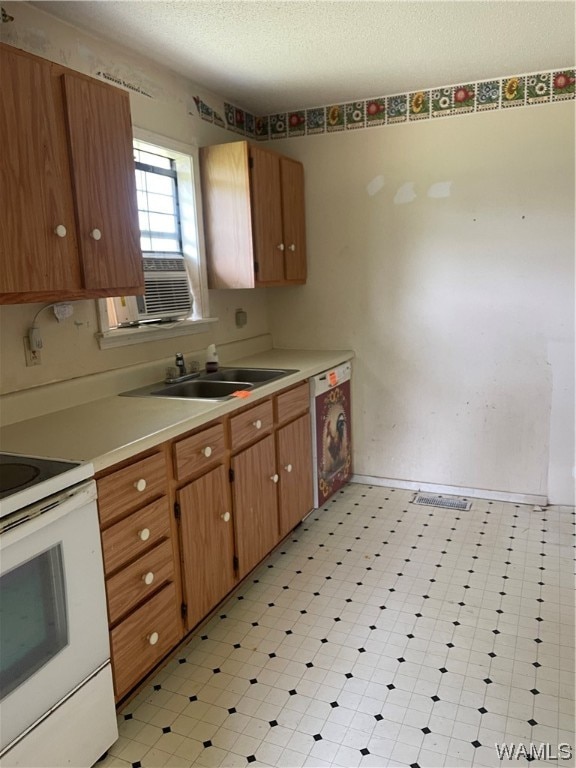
[0, 349, 353, 472]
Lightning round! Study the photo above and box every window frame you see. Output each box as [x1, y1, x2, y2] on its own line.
[96, 128, 216, 349]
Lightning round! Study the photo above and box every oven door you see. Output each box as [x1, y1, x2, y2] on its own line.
[0, 481, 110, 752]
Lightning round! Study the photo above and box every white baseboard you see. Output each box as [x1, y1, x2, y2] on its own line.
[351, 474, 548, 507]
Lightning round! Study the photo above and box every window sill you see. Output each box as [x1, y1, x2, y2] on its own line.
[96, 317, 219, 349]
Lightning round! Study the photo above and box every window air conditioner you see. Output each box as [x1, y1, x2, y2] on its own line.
[112, 255, 193, 325]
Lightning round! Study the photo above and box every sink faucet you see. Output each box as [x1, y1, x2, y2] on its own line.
[175, 353, 186, 377]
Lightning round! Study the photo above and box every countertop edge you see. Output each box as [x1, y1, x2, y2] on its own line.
[0, 349, 354, 474]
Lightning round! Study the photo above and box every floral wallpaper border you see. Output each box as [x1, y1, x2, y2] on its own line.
[195, 68, 575, 140]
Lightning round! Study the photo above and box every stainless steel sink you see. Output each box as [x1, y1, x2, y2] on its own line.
[150, 380, 253, 400]
[121, 367, 298, 400]
[202, 368, 297, 384]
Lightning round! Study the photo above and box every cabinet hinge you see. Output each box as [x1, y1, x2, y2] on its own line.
[229, 468, 235, 483]
[174, 501, 181, 520]
[233, 555, 239, 571]
[181, 602, 187, 620]
[253, 261, 259, 275]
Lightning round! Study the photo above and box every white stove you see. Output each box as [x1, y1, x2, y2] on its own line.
[0, 451, 118, 767]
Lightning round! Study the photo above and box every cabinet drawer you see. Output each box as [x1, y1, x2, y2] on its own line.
[276, 381, 309, 425]
[106, 539, 174, 626]
[110, 582, 180, 701]
[230, 400, 273, 451]
[101, 497, 171, 575]
[174, 423, 226, 481]
[98, 453, 167, 526]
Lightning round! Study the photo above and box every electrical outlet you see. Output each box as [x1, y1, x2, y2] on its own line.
[23, 336, 41, 366]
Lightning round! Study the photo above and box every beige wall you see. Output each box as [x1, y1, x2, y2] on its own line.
[0, 2, 269, 395]
[269, 104, 575, 504]
[1, 3, 574, 504]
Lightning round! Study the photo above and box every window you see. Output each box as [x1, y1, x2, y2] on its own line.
[97, 131, 215, 348]
[135, 148, 182, 255]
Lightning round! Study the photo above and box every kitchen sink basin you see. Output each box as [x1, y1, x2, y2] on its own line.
[150, 380, 253, 400]
[121, 367, 298, 400]
[202, 368, 297, 384]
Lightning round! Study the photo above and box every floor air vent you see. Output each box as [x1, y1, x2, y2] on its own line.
[412, 493, 471, 511]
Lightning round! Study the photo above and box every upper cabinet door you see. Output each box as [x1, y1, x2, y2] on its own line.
[249, 146, 285, 284]
[62, 73, 143, 291]
[199, 140, 307, 289]
[0, 45, 80, 293]
[280, 157, 307, 283]
[200, 141, 256, 289]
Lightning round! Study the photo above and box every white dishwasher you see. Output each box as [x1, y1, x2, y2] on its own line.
[310, 361, 352, 507]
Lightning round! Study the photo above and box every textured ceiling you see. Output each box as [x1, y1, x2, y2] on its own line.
[35, 1, 575, 115]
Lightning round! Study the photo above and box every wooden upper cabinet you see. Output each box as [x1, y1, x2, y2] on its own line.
[199, 141, 255, 289]
[62, 73, 142, 291]
[199, 140, 307, 289]
[0, 45, 80, 294]
[0, 43, 143, 304]
[280, 157, 307, 283]
[250, 145, 284, 283]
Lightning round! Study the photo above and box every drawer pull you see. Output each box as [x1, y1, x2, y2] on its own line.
[201, 446, 213, 458]
[271, 474, 279, 484]
[134, 478, 147, 492]
[284, 464, 293, 473]
[288, 243, 296, 252]
[147, 631, 159, 646]
[138, 528, 151, 541]
[54, 224, 67, 238]
[221, 511, 231, 523]
[90, 228, 102, 241]
[277, 243, 285, 251]
[253, 419, 262, 429]
[142, 571, 155, 585]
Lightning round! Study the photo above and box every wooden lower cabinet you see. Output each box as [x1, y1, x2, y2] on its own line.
[97, 451, 167, 527]
[277, 413, 314, 537]
[100, 497, 171, 574]
[106, 539, 174, 626]
[232, 433, 279, 579]
[178, 465, 237, 631]
[99, 381, 319, 703]
[110, 582, 181, 701]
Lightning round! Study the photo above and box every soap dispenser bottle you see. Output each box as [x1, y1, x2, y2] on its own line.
[205, 344, 219, 373]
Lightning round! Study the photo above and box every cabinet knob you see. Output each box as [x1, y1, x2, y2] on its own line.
[277, 243, 285, 251]
[284, 464, 293, 473]
[201, 446, 212, 458]
[288, 244, 296, 252]
[134, 478, 147, 492]
[221, 511, 231, 523]
[142, 571, 155, 585]
[271, 474, 279, 483]
[54, 224, 67, 238]
[138, 528, 151, 541]
[147, 631, 159, 646]
[90, 228, 102, 241]
[253, 419, 262, 430]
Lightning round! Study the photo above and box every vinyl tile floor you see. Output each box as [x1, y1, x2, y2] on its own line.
[100, 484, 575, 768]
